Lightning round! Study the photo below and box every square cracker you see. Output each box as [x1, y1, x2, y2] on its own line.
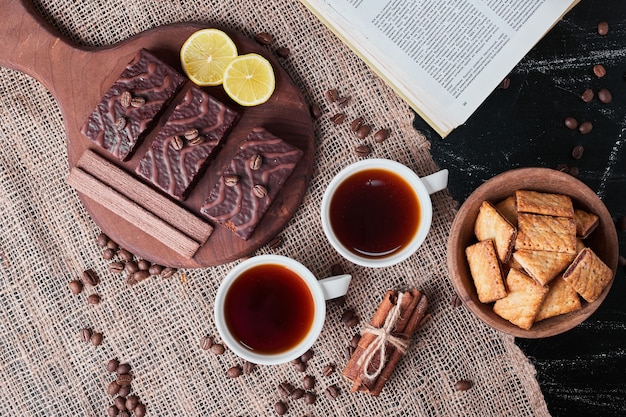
[574, 209, 599, 239]
[493, 268, 549, 330]
[495, 196, 518, 226]
[466, 240, 507, 303]
[562, 248, 613, 302]
[515, 190, 574, 218]
[515, 213, 576, 254]
[474, 201, 517, 264]
[512, 250, 576, 286]
[535, 275, 581, 322]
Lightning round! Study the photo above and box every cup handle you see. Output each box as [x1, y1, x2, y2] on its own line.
[421, 169, 449, 195]
[318, 274, 352, 300]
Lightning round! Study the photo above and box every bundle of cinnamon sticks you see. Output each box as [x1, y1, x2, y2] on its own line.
[342, 288, 428, 396]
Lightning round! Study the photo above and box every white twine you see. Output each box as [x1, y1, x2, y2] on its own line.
[356, 292, 410, 382]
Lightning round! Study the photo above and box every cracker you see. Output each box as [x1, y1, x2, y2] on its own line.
[493, 268, 549, 330]
[515, 213, 576, 254]
[465, 240, 507, 303]
[474, 201, 517, 263]
[574, 209, 599, 239]
[562, 248, 613, 302]
[512, 250, 576, 286]
[535, 275, 581, 322]
[515, 190, 574, 218]
[495, 196, 517, 226]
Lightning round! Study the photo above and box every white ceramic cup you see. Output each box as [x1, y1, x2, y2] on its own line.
[321, 159, 448, 268]
[214, 254, 351, 365]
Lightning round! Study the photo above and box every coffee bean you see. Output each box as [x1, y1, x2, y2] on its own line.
[356, 124, 371, 139]
[578, 121, 593, 135]
[148, 264, 164, 276]
[106, 358, 120, 373]
[598, 21, 609, 36]
[344, 346, 354, 360]
[125, 261, 139, 274]
[303, 391, 317, 405]
[108, 262, 124, 274]
[69, 279, 83, 294]
[300, 349, 314, 363]
[117, 363, 132, 374]
[80, 327, 93, 342]
[253, 184, 268, 198]
[355, 144, 371, 158]
[451, 294, 463, 308]
[310, 103, 321, 119]
[171, 135, 184, 151]
[161, 267, 177, 279]
[593, 64, 607, 78]
[130, 96, 146, 108]
[91, 332, 103, 346]
[103, 248, 116, 261]
[81, 269, 100, 287]
[117, 384, 131, 398]
[374, 128, 390, 143]
[125, 395, 139, 412]
[137, 259, 150, 271]
[498, 77, 511, 89]
[210, 343, 225, 355]
[114, 396, 127, 411]
[617, 216, 626, 231]
[350, 334, 361, 349]
[116, 373, 132, 387]
[333, 295, 346, 307]
[276, 47, 290, 58]
[117, 249, 132, 262]
[87, 294, 101, 305]
[330, 263, 344, 275]
[294, 360, 307, 372]
[350, 117, 363, 132]
[107, 380, 121, 396]
[97, 232, 110, 248]
[125, 275, 138, 286]
[200, 335, 213, 350]
[303, 375, 315, 390]
[243, 361, 256, 375]
[330, 113, 345, 125]
[183, 129, 199, 141]
[134, 403, 146, 417]
[567, 166, 579, 177]
[224, 174, 239, 187]
[226, 366, 242, 378]
[341, 308, 356, 324]
[274, 400, 287, 416]
[337, 96, 350, 108]
[106, 240, 119, 251]
[454, 379, 473, 391]
[133, 270, 150, 282]
[564, 117, 578, 130]
[321, 363, 335, 377]
[114, 117, 127, 131]
[290, 388, 304, 400]
[278, 382, 293, 397]
[581, 88, 594, 103]
[325, 384, 340, 399]
[618, 255, 626, 268]
[572, 145, 584, 160]
[249, 154, 263, 170]
[598, 88, 612, 104]
[118, 412, 130, 417]
[254, 32, 273, 45]
[107, 404, 119, 417]
[325, 88, 339, 103]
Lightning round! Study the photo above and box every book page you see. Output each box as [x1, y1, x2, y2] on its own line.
[305, 0, 577, 135]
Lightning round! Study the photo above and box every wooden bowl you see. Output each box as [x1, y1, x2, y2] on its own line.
[447, 168, 618, 338]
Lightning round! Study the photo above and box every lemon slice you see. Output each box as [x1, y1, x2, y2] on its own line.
[223, 53, 276, 106]
[180, 28, 238, 86]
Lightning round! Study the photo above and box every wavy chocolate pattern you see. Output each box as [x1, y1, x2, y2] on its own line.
[80, 49, 185, 161]
[201, 127, 303, 240]
[135, 85, 238, 200]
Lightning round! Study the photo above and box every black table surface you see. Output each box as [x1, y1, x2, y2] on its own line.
[415, 1, 626, 416]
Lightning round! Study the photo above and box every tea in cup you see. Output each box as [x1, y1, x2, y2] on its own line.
[214, 255, 351, 365]
[321, 159, 448, 267]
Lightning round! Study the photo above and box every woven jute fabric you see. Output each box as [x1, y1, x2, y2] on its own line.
[0, 1, 549, 416]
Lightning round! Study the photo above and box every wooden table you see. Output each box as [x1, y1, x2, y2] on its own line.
[417, 1, 626, 415]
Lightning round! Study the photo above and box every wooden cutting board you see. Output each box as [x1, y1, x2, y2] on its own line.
[0, 0, 315, 268]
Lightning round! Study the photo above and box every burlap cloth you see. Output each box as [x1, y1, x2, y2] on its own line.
[0, 1, 550, 416]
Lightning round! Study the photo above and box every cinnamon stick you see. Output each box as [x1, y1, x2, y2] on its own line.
[67, 167, 201, 258]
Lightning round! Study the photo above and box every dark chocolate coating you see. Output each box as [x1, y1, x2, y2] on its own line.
[136, 85, 238, 200]
[201, 127, 303, 240]
[80, 49, 185, 160]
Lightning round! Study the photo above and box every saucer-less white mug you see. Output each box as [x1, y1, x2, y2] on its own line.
[321, 159, 448, 268]
[214, 255, 351, 365]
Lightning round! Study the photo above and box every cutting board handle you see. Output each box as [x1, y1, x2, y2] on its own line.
[0, 0, 77, 93]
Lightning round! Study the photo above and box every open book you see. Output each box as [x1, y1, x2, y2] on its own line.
[299, 0, 580, 138]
